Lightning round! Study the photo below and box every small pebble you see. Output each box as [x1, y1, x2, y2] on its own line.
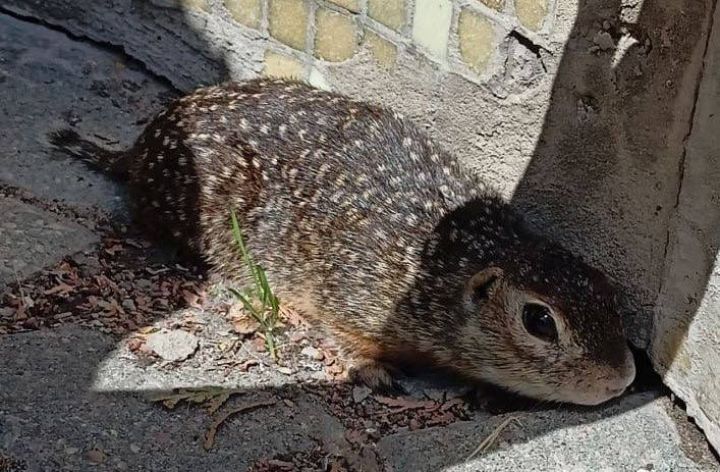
[352, 385, 372, 403]
[145, 329, 199, 362]
[85, 449, 106, 464]
[300, 345, 324, 361]
[122, 299, 136, 311]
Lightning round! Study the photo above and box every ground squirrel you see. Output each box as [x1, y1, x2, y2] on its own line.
[50, 78, 636, 406]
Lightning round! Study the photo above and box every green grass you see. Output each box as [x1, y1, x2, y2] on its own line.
[228, 210, 281, 361]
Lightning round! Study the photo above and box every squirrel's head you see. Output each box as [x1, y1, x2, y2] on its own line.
[454, 242, 635, 406]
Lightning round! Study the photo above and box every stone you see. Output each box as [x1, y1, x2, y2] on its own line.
[652, 1, 720, 452]
[352, 385, 372, 403]
[458, 8, 495, 74]
[515, 0, 547, 31]
[308, 67, 332, 91]
[224, 0, 262, 29]
[314, 8, 358, 62]
[263, 50, 305, 79]
[480, 0, 504, 12]
[145, 330, 199, 362]
[85, 448, 106, 464]
[300, 345, 324, 361]
[368, 0, 405, 32]
[268, 0, 309, 50]
[363, 29, 397, 69]
[412, 0, 453, 60]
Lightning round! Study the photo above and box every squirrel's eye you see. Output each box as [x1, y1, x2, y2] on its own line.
[522, 303, 558, 342]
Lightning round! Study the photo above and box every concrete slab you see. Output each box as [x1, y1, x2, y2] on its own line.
[2, 321, 717, 471]
[0, 326, 347, 472]
[0, 13, 174, 213]
[378, 393, 719, 472]
[0, 197, 97, 288]
[652, 0, 720, 453]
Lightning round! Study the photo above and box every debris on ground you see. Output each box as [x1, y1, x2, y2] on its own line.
[203, 397, 279, 451]
[248, 446, 352, 472]
[149, 387, 245, 414]
[465, 414, 524, 461]
[0, 453, 26, 472]
[0, 230, 207, 336]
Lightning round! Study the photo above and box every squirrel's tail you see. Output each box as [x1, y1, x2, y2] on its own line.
[48, 129, 131, 181]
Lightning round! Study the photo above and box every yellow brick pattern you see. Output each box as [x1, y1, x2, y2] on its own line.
[328, 0, 360, 13]
[200, 0, 550, 84]
[368, 0, 406, 32]
[516, 0, 547, 31]
[315, 9, 358, 62]
[363, 30, 397, 69]
[224, 0, 262, 28]
[480, 0, 504, 11]
[268, 0, 309, 50]
[263, 50, 306, 79]
[412, 0, 453, 59]
[458, 9, 495, 73]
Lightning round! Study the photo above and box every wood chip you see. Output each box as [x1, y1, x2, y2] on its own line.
[203, 398, 278, 451]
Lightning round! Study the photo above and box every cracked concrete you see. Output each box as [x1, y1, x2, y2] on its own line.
[0, 197, 97, 289]
[652, 0, 720, 452]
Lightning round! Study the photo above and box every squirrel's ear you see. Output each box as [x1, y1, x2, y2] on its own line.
[464, 267, 503, 304]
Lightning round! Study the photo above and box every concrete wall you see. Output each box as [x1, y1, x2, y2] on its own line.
[653, 1, 720, 451]
[2, 0, 718, 451]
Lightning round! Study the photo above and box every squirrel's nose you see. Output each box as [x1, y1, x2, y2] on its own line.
[605, 347, 636, 398]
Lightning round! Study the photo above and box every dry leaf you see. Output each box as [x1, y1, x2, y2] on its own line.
[373, 395, 437, 412]
[149, 387, 242, 412]
[440, 398, 466, 412]
[182, 289, 202, 309]
[43, 283, 75, 296]
[126, 337, 144, 352]
[104, 244, 123, 255]
[238, 359, 259, 371]
[281, 307, 307, 327]
[137, 326, 159, 335]
[232, 315, 261, 335]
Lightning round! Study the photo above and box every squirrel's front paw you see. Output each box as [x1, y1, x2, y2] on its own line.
[347, 360, 405, 396]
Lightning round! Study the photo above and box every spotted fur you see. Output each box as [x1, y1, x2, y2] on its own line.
[49, 78, 635, 405]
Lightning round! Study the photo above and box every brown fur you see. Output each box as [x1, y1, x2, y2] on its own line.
[49, 78, 636, 405]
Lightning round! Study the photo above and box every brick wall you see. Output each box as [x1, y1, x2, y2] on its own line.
[173, 0, 551, 88]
